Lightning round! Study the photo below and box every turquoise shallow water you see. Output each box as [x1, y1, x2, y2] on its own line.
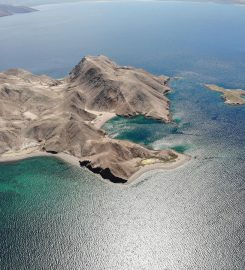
[103, 115, 192, 153]
[0, 1, 245, 269]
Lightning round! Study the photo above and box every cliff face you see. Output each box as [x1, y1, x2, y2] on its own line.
[0, 55, 179, 182]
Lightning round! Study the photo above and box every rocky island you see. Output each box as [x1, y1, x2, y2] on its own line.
[205, 84, 245, 105]
[0, 55, 188, 183]
[0, 4, 37, 17]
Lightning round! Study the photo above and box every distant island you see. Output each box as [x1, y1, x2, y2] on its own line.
[0, 55, 189, 183]
[0, 4, 36, 17]
[0, 0, 244, 17]
[205, 84, 245, 105]
[1, 0, 245, 7]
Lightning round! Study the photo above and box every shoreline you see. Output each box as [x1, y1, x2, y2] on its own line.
[0, 149, 190, 184]
[0, 150, 81, 168]
[127, 153, 191, 184]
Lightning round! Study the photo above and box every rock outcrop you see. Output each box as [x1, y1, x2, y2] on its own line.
[68, 55, 171, 122]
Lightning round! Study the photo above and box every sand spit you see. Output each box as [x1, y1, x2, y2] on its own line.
[205, 84, 245, 105]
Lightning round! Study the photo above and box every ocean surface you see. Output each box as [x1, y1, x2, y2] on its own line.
[0, 1, 245, 269]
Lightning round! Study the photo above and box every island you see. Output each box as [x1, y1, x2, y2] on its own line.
[0, 55, 189, 183]
[0, 4, 37, 17]
[205, 84, 245, 105]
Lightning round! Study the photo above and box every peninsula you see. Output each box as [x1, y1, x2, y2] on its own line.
[205, 84, 245, 105]
[0, 4, 36, 17]
[0, 55, 189, 183]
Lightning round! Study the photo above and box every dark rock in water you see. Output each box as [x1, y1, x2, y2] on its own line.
[80, 160, 127, 184]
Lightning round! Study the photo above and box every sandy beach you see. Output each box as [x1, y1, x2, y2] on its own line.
[85, 109, 116, 129]
[0, 148, 190, 184]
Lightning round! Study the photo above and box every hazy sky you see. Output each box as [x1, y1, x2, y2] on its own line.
[0, 0, 245, 6]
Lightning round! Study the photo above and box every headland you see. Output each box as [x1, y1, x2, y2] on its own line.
[0, 55, 189, 183]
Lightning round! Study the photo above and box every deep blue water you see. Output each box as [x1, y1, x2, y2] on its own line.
[0, 2, 245, 270]
[0, 1, 245, 86]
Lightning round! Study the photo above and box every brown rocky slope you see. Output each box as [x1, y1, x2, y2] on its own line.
[0, 55, 186, 183]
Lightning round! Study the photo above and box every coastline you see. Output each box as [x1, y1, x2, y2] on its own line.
[0, 149, 190, 184]
[127, 153, 191, 184]
[0, 150, 81, 168]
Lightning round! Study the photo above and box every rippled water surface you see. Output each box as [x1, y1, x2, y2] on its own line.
[0, 1, 245, 269]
